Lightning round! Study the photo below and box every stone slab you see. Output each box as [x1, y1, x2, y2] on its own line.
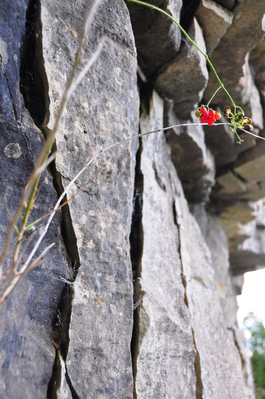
[195, 0, 233, 55]
[164, 102, 215, 202]
[127, 0, 182, 78]
[0, 1, 69, 398]
[42, 0, 139, 396]
[135, 91, 197, 398]
[155, 17, 208, 119]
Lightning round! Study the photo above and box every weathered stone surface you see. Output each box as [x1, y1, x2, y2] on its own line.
[219, 201, 259, 250]
[164, 101, 215, 202]
[135, 91, 196, 398]
[177, 201, 245, 398]
[190, 205, 255, 398]
[0, 1, 69, 398]
[155, 17, 208, 119]
[127, 0, 182, 78]
[214, 0, 235, 10]
[135, 91, 245, 398]
[42, 0, 139, 397]
[2, 0, 265, 396]
[250, 36, 265, 74]
[212, 139, 265, 203]
[229, 199, 265, 274]
[195, 0, 233, 55]
[204, 115, 257, 168]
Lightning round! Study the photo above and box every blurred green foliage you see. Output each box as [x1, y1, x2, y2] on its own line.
[244, 313, 265, 398]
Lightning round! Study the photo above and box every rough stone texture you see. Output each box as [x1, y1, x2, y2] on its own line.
[230, 199, 265, 275]
[190, 204, 255, 399]
[0, 1, 69, 398]
[135, 91, 246, 398]
[2, 0, 265, 397]
[177, 196, 245, 399]
[42, 0, 139, 397]
[204, 114, 257, 168]
[127, 0, 182, 78]
[214, 0, 235, 11]
[164, 101, 215, 202]
[155, 17, 208, 119]
[212, 139, 265, 203]
[195, 0, 233, 55]
[135, 92, 197, 398]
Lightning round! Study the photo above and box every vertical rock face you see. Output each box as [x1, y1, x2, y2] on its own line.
[135, 92, 245, 398]
[135, 92, 197, 398]
[0, 1, 69, 398]
[2, 0, 265, 398]
[41, 0, 139, 397]
[0, 0, 139, 398]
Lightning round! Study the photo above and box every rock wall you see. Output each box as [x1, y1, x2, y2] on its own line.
[1, 0, 265, 397]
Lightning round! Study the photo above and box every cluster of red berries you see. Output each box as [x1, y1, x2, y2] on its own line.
[196, 106, 221, 126]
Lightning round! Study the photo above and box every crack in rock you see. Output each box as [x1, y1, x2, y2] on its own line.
[130, 140, 144, 399]
[172, 198, 204, 399]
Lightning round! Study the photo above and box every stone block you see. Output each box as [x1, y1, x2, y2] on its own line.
[204, 114, 256, 168]
[135, 91, 197, 398]
[42, 0, 139, 397]
[127, 0, 182, 78]
[155, 17, 208, 119]
[164, 103, 215, 202]
[214, 0, 235, 10]
[135, 91, 245, 399]
[195, 0, 233, 55]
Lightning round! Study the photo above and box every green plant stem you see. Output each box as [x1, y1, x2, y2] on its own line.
[127, 0, 243, 143]
[206, 86, 222, 108]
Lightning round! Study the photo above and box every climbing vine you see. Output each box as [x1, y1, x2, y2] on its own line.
[128, 0, 254, 144]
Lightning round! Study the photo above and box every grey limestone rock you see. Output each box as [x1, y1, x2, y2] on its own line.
[0, 1, 69, 398]
[127, 0, 182, 78]
[155, 17, 208, 120]
[41, 0, 139, 397]
[195, 0, 233, 55]
[135, 91, 197, 398]
[164, 101, 215, 203]
[1, 0, 264, 397]
[135, 91, 245, 399]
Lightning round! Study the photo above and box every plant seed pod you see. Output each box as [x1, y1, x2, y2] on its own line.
[242, 117, 253, 126]
[223, 106, 233, 119]
[243, 124, 253, 132]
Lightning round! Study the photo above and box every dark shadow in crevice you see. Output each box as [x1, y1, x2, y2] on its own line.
[20, 0, 50, 128]
[130, 140, 144, 399]
[47, 350, 61, 399]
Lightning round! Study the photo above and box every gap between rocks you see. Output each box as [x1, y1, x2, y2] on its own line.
[129, 140, 144, 399]
[20, 0, 80, 397]
[172, 199, 204, 399]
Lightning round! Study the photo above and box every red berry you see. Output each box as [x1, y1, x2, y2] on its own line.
[207, 109, 216, 126]
[215, 112, 221, 121]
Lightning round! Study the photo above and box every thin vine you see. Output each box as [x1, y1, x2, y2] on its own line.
[127, 0, 254, 144]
